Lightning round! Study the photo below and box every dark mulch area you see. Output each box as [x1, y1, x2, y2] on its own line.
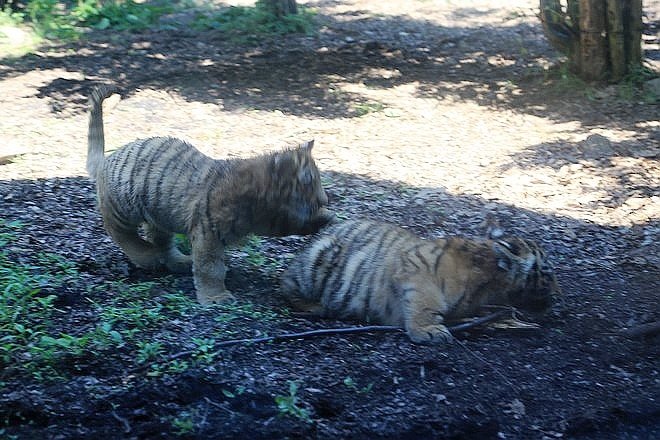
[0, 173, 658, 439]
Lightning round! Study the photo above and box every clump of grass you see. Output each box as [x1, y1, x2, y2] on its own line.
[0, 220, 79, 379]
[0, 217, 209, 381]
[192, 1, 316, 42]
[546, 63, 595, 98]
[619, 64, 658, 103]
[9, 0, 173, 40]
[353, 101, 385, 117]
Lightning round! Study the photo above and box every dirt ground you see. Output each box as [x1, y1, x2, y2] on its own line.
[1, 0, 659, 438]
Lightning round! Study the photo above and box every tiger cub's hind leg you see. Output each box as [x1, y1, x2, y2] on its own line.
[102, 215, 168, 271]
[145, 225, 192, 274]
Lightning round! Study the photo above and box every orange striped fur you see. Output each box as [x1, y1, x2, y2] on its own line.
[87, 86, 333, 304]
[281, 219, 559, 344]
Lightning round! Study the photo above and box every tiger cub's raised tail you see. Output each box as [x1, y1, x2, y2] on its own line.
[87, 85, 120, 178]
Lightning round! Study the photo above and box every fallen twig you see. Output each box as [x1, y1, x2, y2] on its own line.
[111, 410, 131, 434]
[133, 309, 514, 373]
[619, 321, 660, 339]
[446, 309, 512, 332]
[157, 309, 511, 361]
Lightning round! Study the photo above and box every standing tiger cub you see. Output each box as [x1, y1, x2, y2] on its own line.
[281, 219, 559, 344]
[87, 86, 333, 304]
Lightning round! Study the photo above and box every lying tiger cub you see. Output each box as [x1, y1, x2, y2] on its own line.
[280, 219, 560, 344]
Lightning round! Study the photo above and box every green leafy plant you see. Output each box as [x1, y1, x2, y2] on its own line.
[136, 341, 164, 364]
[18, 0, 173, 40]
[343, 376, 373, 394]
[0, 222, 84, 378]
[213, 301, 280, 324]
[75, 0, 173, 31]
[0, 218, 247, 382]
[191, 337, 216, 364]
[546, 63, 594, 98]
[275, 381, 312, 423]
[0, 219, 22, 245]
[192, 1, 316, 42]
[171, 410, 196, 436]
[222, 385, 245, 398]
[0, 6, 24, 27]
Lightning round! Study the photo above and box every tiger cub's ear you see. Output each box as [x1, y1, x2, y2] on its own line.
[493, 240, 536, 276]
[298, 139, 314, 151]
[273, 140, 314, 172]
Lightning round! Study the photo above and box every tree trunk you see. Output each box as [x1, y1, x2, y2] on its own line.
[625, 0, 643, 68]
[578, 0, 607, 81]
[539, 0, 644, 82]
[606, 0, 625, 81]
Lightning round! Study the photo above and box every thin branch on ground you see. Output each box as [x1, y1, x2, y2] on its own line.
[135, 309, 515, 373]
[111, 410, 131, 434]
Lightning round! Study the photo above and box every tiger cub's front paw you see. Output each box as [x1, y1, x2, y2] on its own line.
[407, 324, 454, 345]
[196, 289, 236, 305]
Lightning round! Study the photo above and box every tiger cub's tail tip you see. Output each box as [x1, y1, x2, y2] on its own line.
[89, 84, 121, 106]
[87, 84, 121, 179]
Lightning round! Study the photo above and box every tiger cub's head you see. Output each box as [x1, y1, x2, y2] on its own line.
[491, 237, 560, 312]
[266, 140, 334, 236]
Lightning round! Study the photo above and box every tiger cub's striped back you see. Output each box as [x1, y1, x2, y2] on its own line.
[87, 85, 334, 305]
[281, 219, 559, 344]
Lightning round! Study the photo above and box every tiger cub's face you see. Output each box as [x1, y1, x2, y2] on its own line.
[491, 237, 560, 312]
[268, 141, 334, 236]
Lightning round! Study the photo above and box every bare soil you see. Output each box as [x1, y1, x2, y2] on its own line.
[0, 1, 658, 439]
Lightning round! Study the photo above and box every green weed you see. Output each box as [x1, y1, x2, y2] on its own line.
[171, 410, 197, 436]
[0, 6, 24, 27]
[238, 234, 278, 272]
[343, 376, 373, 394]
[547, 63, 595, 98]
[0, 232, 80, 378]
[275, 381, 312, 423]
[0, 219, 22, 246]
[619, 64, 658, 102]
[15, 0, 173, 40]
[136, 341, 164, 364]
[191, 337, 216, 364]
[353, 101, 385, 116]
[222, 385, 245, 398]
[192, 1, 316, 42]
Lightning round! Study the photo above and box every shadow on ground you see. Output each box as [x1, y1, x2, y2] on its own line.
[1, 3, 657, 134]
[0, 166, 657, 438]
